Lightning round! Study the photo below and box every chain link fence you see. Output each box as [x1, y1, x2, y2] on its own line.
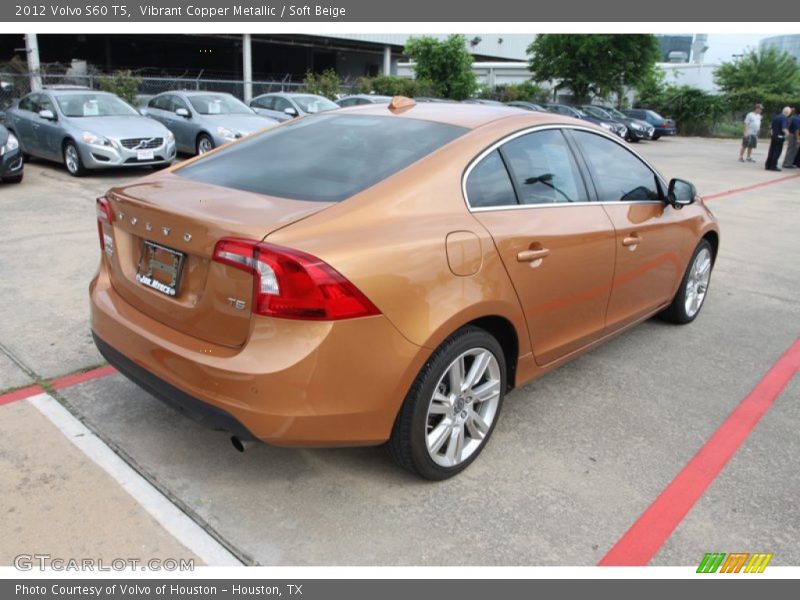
[0, 71, 357, 111]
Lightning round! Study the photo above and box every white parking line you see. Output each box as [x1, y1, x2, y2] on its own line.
[27, 392, 244, 567]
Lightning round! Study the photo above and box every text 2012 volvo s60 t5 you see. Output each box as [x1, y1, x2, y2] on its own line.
[90, 98, 719, 480]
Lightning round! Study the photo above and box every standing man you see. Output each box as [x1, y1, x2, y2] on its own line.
[781, 106, 799, 169]
[765, 107, 791, 171]
[739, 103, 763, 162]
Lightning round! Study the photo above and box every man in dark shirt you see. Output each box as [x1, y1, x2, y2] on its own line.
[782, 106, 799, 168]
[765, 107, 790, 171]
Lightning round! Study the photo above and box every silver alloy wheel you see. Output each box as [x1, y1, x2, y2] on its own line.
[64, 144, 79, 174]
[685, 247, 712, 318]
[425, 348, 501, 467]
[197, 137, 213, 154]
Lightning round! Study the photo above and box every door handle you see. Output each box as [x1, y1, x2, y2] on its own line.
[622, 235, 641, 247]
[517, 248, 550, 262]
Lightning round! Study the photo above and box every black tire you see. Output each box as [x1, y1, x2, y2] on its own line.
[63, 140, 87, 177]
[652, 134, 661, 141]
[2, 173, 23, 184]
[196, 133, 214, 155]
[660, 239, 714, 324]
[387, 326, 507, 480]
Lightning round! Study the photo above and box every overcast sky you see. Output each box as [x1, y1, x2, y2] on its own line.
[703, 34, 773, 63]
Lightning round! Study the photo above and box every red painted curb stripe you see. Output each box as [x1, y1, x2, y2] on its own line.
[0, 384, 45, 406]
[50, 365, 117, 390]
[599, 336, 800, 566]
[703, 173, 800, 201]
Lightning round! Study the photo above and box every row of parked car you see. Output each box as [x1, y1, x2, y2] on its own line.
[0, 85, 676, 180]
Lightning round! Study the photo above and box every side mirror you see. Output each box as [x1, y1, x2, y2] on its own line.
[175, 107, 190, 118]
[138, 108, 148, 116]
[667, 178, 697, 207]
[39, 109, 56, 121]
[284, 107, 298, 117]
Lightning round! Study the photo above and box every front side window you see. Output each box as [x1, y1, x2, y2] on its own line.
[252, 96, 274, 110]
[465, 150, 517, 208]
[272, 97, 292, 112]
[502, 129, 586, 204]
[177, 114, 467, 202]
[56, 93, 138, 117]
[292, 95, 339, 114]
[571, 130, 661, 202]
[187, 94, 252, 115]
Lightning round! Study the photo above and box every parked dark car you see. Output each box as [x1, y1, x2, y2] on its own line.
[544, 103, 627, 138]
[462, 99, 506, 106]
[623, 109, 677, 140]
[506, 101, 547, 112]
[336, 95, 392, 107]
[0, 123, 23, 183]
[581, 105, 654, 142]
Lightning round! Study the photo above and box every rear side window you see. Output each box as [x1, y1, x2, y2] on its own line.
[571, 130, 661, 202]
[502, 129, 586, 204]
[466, 150, 517, 208]
[177, 114, 467, 202]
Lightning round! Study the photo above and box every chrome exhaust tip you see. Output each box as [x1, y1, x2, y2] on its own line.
[231, 436, 254, 453]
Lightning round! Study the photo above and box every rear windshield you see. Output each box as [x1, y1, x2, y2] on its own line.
[177, 114, 468, 202]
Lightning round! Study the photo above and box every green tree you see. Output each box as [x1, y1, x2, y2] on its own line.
[714, 47, 800, 97]
[403, 35, 477, 100]
[302, 69, 341, 100]
[527, 34, 660, 104]
[98, 70, 142, 105]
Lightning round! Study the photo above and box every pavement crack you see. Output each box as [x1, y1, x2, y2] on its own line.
[0, 340, 41, 382]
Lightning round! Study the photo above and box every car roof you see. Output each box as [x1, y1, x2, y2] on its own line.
[258, 92, 326, 98]
[172, 90, 235, 97]
[335, 100, 577, 130]
[43, 88, 113, 95]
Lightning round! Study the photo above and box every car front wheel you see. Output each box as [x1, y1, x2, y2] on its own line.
[63, 141, 86, 177]
[196, 134, 214, 155]
[388, 326, 506, 480]
[660, 240, 714, 324]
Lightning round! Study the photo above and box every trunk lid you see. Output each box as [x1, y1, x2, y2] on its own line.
[104, 173, 332, 347]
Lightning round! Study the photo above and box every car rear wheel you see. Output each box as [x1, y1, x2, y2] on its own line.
[660, 240, 713, 324]
[63, 141, 86, 177]
[196, 134, 214, 155]
[652, 134, 661, 141]
[388, 326, 506, 480]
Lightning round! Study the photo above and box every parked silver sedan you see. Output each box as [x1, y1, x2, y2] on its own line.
[250, 92, 339, 122]
[144, 91, 278, 155]
[5, 89, 176, 176]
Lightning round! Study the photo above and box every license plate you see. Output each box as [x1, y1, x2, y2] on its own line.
[136, 241, 185, 297]
[137, 149, 155, 160]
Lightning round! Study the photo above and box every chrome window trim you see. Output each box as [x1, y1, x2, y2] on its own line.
[462, 123, 668, 213]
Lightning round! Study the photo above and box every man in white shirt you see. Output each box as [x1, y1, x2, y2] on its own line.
[738, 103, 763, 163]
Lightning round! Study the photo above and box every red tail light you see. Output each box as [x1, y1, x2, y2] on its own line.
[96, 196, 113, 252]
[213, 237, 381, 321]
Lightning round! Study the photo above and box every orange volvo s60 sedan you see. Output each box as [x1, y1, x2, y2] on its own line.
[90, 98, 719, 479]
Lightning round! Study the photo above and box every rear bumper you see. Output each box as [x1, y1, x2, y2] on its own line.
[94, 332, 257, 441]
[89, 263, 427, 446]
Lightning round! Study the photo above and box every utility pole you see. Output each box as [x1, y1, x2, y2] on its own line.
[243, 34, 253, 103]
[25, 33, 42, 91]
